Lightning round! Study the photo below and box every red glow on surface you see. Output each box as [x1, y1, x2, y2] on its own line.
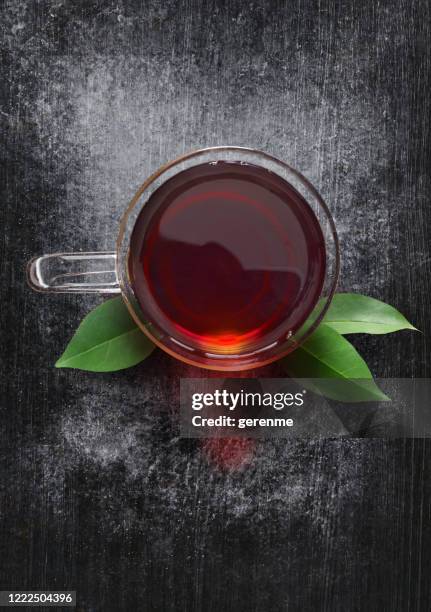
[201, 438, 256, 470]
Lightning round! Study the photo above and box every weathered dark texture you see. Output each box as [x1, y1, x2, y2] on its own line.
[1, 1, 430, 610]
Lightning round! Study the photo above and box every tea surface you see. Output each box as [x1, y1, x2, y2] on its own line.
[130, 162, 326, 353]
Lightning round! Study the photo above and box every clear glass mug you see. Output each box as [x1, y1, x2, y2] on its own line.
[27, 146, 340, 371]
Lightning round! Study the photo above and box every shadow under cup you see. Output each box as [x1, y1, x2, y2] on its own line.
[27, 147, 339, 371]
[118, 148, 339, 370]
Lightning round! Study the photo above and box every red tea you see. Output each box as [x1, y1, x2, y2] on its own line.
[129, 161, 326, 354]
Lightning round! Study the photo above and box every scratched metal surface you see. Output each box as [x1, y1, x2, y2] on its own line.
[0, 1, 430, 610]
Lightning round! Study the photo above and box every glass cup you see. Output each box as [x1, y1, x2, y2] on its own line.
[27, 146, 339, 371]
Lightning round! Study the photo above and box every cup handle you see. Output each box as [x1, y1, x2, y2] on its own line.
[27, 251, 121, 294]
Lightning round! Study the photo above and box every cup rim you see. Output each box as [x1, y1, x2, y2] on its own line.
[116, 146, 340, 371]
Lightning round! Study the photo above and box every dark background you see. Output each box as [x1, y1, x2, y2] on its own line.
[1, 0, 431, 610]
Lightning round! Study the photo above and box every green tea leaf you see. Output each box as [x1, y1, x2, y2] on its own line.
[56, 297, 155, 372]
[283, 324, 389, 402]
[322, 293, 417, 335]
